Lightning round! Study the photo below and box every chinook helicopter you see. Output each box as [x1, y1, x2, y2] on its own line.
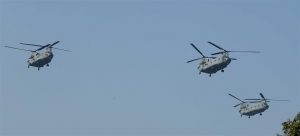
[4, 41, 70, 70]
[228, 93, 288, 118]
[186, 42, 259, 77]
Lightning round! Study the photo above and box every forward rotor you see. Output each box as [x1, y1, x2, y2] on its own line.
[228, 93, 246, 107]
[186, 43, 215, 63]
[20, 41, 71, 52]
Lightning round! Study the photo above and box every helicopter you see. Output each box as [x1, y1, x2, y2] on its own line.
[186, 42, 259, 77]
[4, 41, 70, 70]
[228, 93, 288, 118]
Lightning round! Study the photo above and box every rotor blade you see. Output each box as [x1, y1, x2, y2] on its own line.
[245, 99, 262, 100]
[211, 51, 260, 55]
[52, 47, 71, 52]
[211, 51, 225, 55]
[230, 58, 237, 60]
[3, 46, 34, 52]
[186, 58, 202, 63]
[35, 44, 50, 51]
[49, 41, 60, 47]
[227, 51, 260, 53]
[186, 56, 216, 63]
[190, 43, 205, 57]
[228, 93, 245, 103]
[200, 56, 216, 59]
[260, 93, 266, 100]
[20, 43, 44, 47]
[248, 101, 263, 103]
[208, 41, 226, 51]
[265, 99, 289, 101]
[234, 103, 241, 107]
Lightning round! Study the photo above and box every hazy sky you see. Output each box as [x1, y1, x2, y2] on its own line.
[0, 0, 299, 136]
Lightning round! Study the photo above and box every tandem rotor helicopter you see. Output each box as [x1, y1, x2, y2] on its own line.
[228, 93, 288, 118]
[4, 41, 71, 70]
[186, 42, 259, 77]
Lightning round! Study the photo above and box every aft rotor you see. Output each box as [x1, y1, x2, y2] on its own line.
[244, 93, 289, 103]
[208, 41, 260, 56]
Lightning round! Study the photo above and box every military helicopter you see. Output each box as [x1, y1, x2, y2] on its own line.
[4, 41, 70, 70]
[186, 42, 259, 77]
[228, 93, 288, 118]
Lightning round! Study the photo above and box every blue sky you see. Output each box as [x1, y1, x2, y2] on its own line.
[0, 0, 299, 136]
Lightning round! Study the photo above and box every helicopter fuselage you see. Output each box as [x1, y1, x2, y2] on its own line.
[198, 53, 231, 75]
[239, 101, 269, 117]
[27, 48, 53, 69]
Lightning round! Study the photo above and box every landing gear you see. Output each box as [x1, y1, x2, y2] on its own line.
[221, 69, 224, 72]
[28, 65, 30, 68]
[260, 113, 262, 116]
[46, 64, 49, 67]
[209, 74, 211, 77]
[241, 115, 242, 117]
[248, 116, 250, 119]
[38, 67, 40, 71]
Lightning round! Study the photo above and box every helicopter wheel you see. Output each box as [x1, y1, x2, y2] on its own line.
[46, 64, 49, 67]
[38, 67, 40, 71]
[260, 113, 262, 116]
[28, 65, 30, 68]
[248, 116, 250, 119]
[209, 74, 211, 77]
[221, 69, 224, 72]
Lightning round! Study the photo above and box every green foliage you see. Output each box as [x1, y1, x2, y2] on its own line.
[282, 112, 300, 136]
